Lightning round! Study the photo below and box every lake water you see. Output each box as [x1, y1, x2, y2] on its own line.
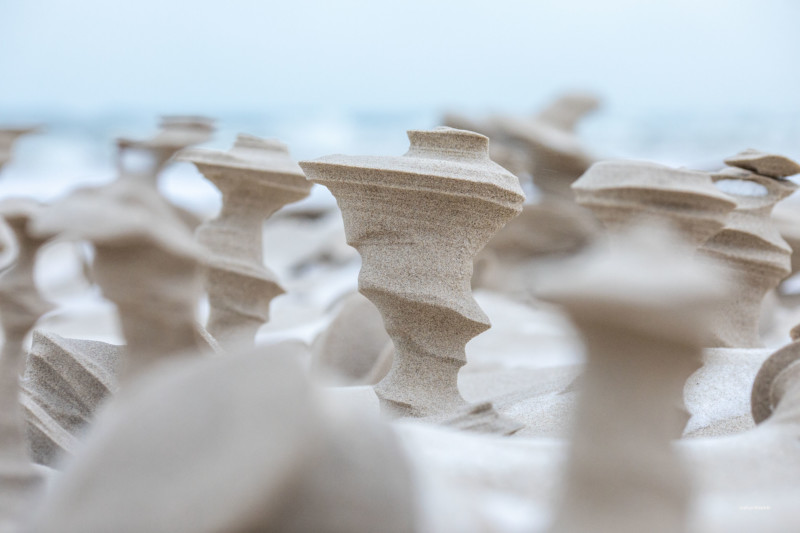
[2, 108, 799, 214]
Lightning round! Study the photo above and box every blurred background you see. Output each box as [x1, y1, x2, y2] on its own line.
[1, 0, 799, 212]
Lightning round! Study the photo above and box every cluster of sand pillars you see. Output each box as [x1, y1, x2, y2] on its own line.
[0, 109, 799, 532]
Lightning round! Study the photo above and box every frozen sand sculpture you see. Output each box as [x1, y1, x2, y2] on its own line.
[440, 113, 529, 179]
[29, 342, 416, 533]
[684, 150, 800, 437]
[539, 226, 728, 533]
[177, 134, 312, 348]
[566, 161, 735, 433]
[0, 200, 51, 531]
[20, 122, 215, 466]
[493, 92, 600, 199]
[116, 116, 214, 231]
[30, 148, 209, 382]
[116, 116, 213, 181]
[491, 158, 761, 440]
[571, 156, 793, 437]
[572, 160, 737, 247]
[447, 94, 601, 276]
[443, 92, 600, 194]
[471, 198, 600, 301]
[700, 150, 799, 348]
[301, 127, 525, 432]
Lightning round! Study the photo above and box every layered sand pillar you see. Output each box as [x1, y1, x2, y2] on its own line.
[301, 127, 524, 432]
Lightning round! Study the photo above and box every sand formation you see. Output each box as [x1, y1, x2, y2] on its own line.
[0, 113, 800, 532]
[178, 134, 311, 348]
[700, 150, 798, 348]
[17, 119, 218, 466]
[443, 92, 599, 192]
[540, 227, 727, 533]
[301, 127, 525, 432]
[31, 119, 212, 383]
[573, 160, 737, 247]
[446, 95, 603, 300]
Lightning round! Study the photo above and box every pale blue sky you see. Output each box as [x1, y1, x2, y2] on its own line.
[2, 0, 799, 115]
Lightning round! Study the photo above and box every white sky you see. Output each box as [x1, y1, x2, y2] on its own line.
[1, 0, 799, 115]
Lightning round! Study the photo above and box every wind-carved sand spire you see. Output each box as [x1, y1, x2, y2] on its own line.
[20, 121, 215, 466]
[539, 226, 727, 533]
[572, 160, 737, 247]
[751, 323, 800, 426]
[116, 116, 214, 180]
[300, 127, 525, 432]
[443, 92, 600, 195]
[116, 116, 214, 231]
[177, 135, 311, 348]
[700, 150, 799, 348]
[0, 127, 39, 174]
[0, 200, 52, 530]
[533, 92, 601, 132]
[30, 139, 209, 384]
[494, 92, 599, 199]
[444, 94, 603, 293]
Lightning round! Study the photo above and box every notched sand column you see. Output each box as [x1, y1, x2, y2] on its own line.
[700, 150, 799, 348]
[301, 127, 524, 433]
[572, 160, 737, 248]
[539, 227, 728, 533]
[178, 135, 311, 348]
[31, 139, 210, 384]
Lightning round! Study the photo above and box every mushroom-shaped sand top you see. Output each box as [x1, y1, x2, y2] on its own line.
[489, 112, 595, 183]
[300, 127, 524, 210]
[573, 160, 737, 246]
[176, 134, 310, 195]
[575, 160, 734, 200]
[724, 149, 800, 179]
[116, 116, 215, 179]
[117, 116, 214, 152]
[533, 91, 601, 132]
[29, 179, 202, 261]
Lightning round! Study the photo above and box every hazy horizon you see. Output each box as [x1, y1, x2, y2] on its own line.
[2, 0, 799, 116]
